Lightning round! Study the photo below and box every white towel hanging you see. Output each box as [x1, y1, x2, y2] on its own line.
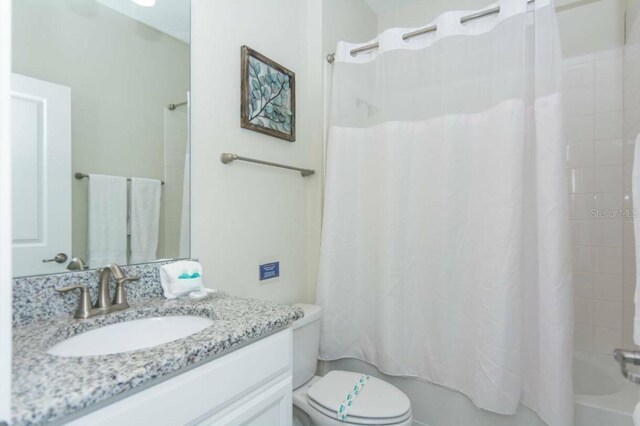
[130, 177, 161, 264]
[88, 174, 128, 268]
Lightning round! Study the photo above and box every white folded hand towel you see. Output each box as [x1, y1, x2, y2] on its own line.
[159, 260, 204, 299]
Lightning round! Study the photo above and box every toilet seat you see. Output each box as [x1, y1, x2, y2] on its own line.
[306, 371, 412, 425]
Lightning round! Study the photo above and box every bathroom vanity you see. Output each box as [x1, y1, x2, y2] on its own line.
[66, 329, 294, 425]
[11, 261, 302, 425]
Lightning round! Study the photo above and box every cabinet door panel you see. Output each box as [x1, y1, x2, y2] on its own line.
[199, 376, 292, 426]
[67, 330, 292, 426]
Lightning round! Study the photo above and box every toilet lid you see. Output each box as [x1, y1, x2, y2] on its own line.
[307, 371, 411, 424]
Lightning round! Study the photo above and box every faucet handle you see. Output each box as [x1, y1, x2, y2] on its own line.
[112, 276, 140, 306]
[56, 284, 85, 292]
[56, 284, 93, 319]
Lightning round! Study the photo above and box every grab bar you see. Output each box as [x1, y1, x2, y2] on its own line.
[613, 348, 640, 384]
[220, 153, 315, 177]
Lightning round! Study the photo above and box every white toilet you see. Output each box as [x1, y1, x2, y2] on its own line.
[291, 304, 413, 426]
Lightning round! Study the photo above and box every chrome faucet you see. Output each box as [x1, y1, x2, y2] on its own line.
[56, 263, 140, 319]
[66, 257, 87, 271]
[97, 264, 140, 312]
[55, 284, 95, 319]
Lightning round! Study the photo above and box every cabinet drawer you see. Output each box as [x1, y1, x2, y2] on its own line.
[195, 376, 292, 426]
[67, 329, 292, 426]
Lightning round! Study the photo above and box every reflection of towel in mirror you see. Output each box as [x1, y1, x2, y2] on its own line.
[130, 177, 161, 264]
[88, 174, 127, 268]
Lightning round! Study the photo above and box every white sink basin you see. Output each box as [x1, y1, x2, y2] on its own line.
[47, 316, 214, 357]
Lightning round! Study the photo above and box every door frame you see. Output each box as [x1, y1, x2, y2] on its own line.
[0, 0, 12, 421]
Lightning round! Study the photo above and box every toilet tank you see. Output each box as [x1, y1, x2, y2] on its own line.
[291, 303, 322, 389]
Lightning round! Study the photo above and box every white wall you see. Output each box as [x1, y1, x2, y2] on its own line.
[191, 0, 323, 304]
[322, 0, 377, 54]
[12, 0, 190, 264]
[189, 0, 375, 305]
[0, 0, 11, 420]
[556, 0, 625, 57]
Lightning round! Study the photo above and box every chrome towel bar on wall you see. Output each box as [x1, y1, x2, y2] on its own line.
[220, 153, 315, 177]
[74, 173, 165, 185]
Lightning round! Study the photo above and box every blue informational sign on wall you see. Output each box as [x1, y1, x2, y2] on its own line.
[259, 262, 280, 281]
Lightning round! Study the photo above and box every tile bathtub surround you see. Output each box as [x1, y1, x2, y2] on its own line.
[11, 294, 303, 425]
[12, 260, 192, 327]
[622, 13, 640, 350]
[564, 50, 625, 354]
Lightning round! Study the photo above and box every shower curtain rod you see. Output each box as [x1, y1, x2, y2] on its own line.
[326, 0, 535, 63]
[168, 101, 187, 111]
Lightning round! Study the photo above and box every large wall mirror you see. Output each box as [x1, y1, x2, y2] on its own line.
[11, 0, 190, 277]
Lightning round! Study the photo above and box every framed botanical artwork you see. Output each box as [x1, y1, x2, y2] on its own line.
[241, 45, 295, 142]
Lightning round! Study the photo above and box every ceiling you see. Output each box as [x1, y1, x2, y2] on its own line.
[96, 0, 190, 44]
[364, 0, 422, 15]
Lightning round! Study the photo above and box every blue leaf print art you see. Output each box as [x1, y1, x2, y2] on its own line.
[243, 47, 294, 141]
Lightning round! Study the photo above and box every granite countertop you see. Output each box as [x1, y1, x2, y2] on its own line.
[12, 293, 303, 426]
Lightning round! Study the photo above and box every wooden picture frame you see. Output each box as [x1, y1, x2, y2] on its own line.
[241, 46, 296, 142]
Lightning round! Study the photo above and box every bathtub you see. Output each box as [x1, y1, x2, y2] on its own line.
[574, 351, 636, 426]
[321, 354, 639, 425]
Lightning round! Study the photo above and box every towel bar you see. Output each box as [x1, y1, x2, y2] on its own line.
[74, 173, 165, 185]
[220, 153, 315, 177]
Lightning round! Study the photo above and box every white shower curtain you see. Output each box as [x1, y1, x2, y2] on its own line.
[316, 1, 573, 425]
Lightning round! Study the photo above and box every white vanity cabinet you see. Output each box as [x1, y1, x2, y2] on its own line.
[67, 329, 293, 426]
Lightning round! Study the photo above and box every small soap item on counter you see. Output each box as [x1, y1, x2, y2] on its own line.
[188, 288, 217, 301]
[160, 260, 208, 299]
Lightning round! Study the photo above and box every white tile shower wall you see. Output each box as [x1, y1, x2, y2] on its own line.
[564, 50, 625, 353]
[623, 8, 640, 350]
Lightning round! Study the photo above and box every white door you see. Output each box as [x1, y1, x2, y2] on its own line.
[11, 73, 71, 276]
